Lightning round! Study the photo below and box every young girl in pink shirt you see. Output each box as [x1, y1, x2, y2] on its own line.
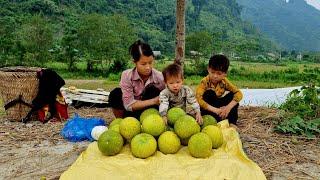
[108, 40, 165, 119]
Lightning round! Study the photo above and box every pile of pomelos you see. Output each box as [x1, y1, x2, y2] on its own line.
[98, 107, 224, 159]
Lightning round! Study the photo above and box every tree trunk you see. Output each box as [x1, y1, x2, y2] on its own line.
[175, 0, 186, 66]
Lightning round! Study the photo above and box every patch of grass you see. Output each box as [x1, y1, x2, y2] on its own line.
[44, 61, 70, 70]
[184, 75, 203, 86]
[228, 65, 319, 86]
[231, 80, 301, 89]
[231, 61, 290, 73]
[232, 61, 320, 73]
[65, 80, 118, 91]
[44, 60, 319, 89]
[184, 75, 302, 89]
[0, 99, 5, 116]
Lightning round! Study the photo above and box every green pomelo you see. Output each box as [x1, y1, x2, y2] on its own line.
[158, 131, 181, 154]
[188, 132, 212, 158]
[109, 118, 122, 127]
[167, 107, 186, 125]
[109, 124, 120, 132]
[131, 133, 157, 158]
[202, 125, 224, 149]
[98, 130, 124, 156]
[174, 115, 200, 139]
[142, 114, 166, 137]
[201, 115, 217, 129]
[140, 108, 160, 123]
[119, 117, 141, 140]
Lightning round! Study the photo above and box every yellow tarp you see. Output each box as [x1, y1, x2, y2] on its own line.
[60, 121, 266, 180]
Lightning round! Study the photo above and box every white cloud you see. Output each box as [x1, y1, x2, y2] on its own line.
[305, 0, 320, 11]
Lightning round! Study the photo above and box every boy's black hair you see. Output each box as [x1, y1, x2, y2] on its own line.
[208, 54, 230, 73]
[129, 40, 154, 62]
[162, 63, 184, 82]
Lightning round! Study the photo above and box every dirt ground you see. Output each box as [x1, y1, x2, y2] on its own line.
[0, 106, 319, 180]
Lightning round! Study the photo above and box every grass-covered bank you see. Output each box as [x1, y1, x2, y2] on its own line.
[0, 60, 318, 115]
[45, 60, 320, 89]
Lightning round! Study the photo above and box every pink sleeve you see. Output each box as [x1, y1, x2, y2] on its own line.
[120, 71, 136, 111]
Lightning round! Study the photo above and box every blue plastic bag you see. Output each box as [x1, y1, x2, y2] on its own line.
[61, 113, 106, 142]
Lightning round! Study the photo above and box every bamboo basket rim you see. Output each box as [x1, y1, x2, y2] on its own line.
[0, 66, 42, 72]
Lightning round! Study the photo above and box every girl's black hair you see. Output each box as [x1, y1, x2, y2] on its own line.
[208, 54, 230, 73]
[129, 40, 154, 62]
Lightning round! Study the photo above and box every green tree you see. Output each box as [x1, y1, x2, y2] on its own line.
[61, 32, 79, 71]
[186, 31, 213, 56]
[77, 14, 136, 72]
[25, 0, 60, 16]
[77, 14, 112, 71]
[60, 17, 80, 71]
[107, 15, 137, 73]
[0, 16, 17, 65]
[17, 14, 53, 65]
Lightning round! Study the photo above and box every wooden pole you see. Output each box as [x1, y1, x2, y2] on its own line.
[175, 0, 186, 66]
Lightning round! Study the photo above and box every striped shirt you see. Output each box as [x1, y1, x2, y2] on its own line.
[159, 85, 200, 116]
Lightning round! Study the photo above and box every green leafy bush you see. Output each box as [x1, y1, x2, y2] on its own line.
[275, 84, 320, 137]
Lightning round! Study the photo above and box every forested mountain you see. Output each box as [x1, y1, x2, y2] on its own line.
[0, 0, 277, 68]
[237, 0, 320, 51]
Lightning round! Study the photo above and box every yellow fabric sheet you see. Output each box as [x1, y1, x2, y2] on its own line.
[60, 121, 266, 180]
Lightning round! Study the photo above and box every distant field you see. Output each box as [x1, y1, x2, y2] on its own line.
[42, 60, 320, 90]
[1, 60, 318, 115]
[231, 61, 320, 73]
[63, 78, 300, 91]
[45, 60, 320, 73]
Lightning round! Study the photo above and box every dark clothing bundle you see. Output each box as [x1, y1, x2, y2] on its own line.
[22, 69, 67, 123]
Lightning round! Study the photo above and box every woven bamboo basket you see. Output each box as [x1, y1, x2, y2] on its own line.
[0, 67, 41, 121]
